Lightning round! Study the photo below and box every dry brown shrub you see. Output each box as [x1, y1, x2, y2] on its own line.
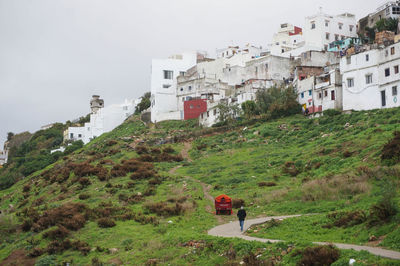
[163, 146, 175, 153]
[43, 225, 70, 240]
[326, 210, 367, 228]
[232, 199, 245, 209]
[258, 181, 277, 187]
[97, 218, 116, 228]
[381, 131, 400, 163]
[135, 145, 149, 154]
[106, 140, 118, 146]
[144, 200, 192, 217]
[283, 161, 300, 176]
[302, 174, 370, 202]
[296, 245, 340, 266]
[22, 184, 31, 193]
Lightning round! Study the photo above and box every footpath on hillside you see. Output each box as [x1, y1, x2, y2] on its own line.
[170, 141, 400, 260]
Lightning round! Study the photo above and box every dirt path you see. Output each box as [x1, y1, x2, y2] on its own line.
[208, 216, 400, 260]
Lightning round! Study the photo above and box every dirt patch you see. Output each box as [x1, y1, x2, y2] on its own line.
[108, 257, 123, 265]
[1, 249, 36, 266]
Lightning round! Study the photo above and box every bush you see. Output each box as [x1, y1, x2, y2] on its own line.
[258, 181, 277, 187]
[323, 109, 341, 117]
[79, 177, 91, 188]
[22, 184, 31, 193]
[97, 218, 116, 228]
[283, 161, 300, 177]
[326, 210, 367, 228]
[296, 245, 340, 266]
[368, 180, 398, 227]
[381, 131, 400, 164]
[232, 199, 245, 209]
[43, 225, 70, 240]
[79, 193, 90, 200]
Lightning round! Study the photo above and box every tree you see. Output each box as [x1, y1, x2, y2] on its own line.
[376, 18, 398, 33]
[216, 102, 241, 126]
[135, 92, 151, 114]
[256, 86, 301, 118]
[241, 101, 258, 119]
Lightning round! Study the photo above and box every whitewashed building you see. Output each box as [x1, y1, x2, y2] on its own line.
[269, 23, 304, 56]
[0, 150, 8, 166]
[303, 10, 357, 51]
[64, 95, 139, 144]
[341, 42, 400, 111]
[150, 52, 201, 123]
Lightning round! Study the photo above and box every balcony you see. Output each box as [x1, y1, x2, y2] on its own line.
[315, 81, 330, 90]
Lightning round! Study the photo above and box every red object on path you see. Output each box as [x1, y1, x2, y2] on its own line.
[215, 194, 232, 215]
[184, 99, 207, 120]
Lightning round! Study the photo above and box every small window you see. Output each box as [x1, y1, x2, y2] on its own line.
[366, 54, 369, 61]
[347, 78, 354, 88]
[180, 71, 185, 76]
[324, 90, 328, 97]
[318, 93, 322, 99]
[190, 104, 194, 109]
[338, 23, 343, 30]
[301, 92, 304, 98]
[70, 133, 74, 138]
[324, 45, 328, 51]
[78, 134, 82, 138]
[385, 68, 390, 77]
[163, 84, 171, 89]
[335, 34, 339, 41]
[188, 86, 192, 91]
[366, 74, 373, 84]
[395, 65, 399, 74]
[326, 33, 330, 40]
[331, 90, 335, 100]
[123, 106, 128, 111]
[341, 35, 345, 40]
[213, 109, 217, 116]
[182, 97, 184, 102]
[311, 22, 316, 29]
[393, 86, 398, 96]
[349, 25, 354, 32]
[325, 20, 329, 27]
[201, 113, 203, 119]
[308, 102, 312, 106]
[207, 111, 209, 118]
[180, 87, 184, 91]
[163, 70, 173, 80]
[308, 90, 312, 96]
[391, 47, 395, 55]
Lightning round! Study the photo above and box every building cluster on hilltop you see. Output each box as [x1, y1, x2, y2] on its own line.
[150, 1, 400, 126]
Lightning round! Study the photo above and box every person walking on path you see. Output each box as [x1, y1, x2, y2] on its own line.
[237, 206, 246, 232]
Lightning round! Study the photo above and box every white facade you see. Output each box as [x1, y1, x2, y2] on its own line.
[303, 11, 357, 51]
[0, 150, 8, 166]
[65, 98, 139, 144]
[269, 23, 304, 56]
[150, 53, 199, 123]
[341, 43, 400, 111]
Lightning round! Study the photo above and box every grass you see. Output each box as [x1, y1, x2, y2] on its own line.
[0, 109, 400, 265]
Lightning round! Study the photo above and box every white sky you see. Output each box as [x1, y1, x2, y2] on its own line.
[0, 0, 386, 147]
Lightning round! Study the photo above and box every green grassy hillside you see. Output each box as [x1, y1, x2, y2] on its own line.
[0, 110, 399, 265]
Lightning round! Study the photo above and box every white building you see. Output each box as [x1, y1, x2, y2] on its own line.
[269, 23, 304, 56]
[341, 42, 400, 111]
[303, 10, 357, 51]
[150, 52, 200, 123]
[65, 95, 139, 144]
[0, 150, 8, 166]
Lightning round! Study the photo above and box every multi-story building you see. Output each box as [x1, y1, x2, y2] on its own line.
[303, 10, 357, 51]
[340, 42, 400, 111]
[65, 95, 139, 144]
[269, 23, 304, 56]
[150, 52, 200, 123]
[358, 1, 400, 36]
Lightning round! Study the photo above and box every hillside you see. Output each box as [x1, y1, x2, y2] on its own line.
[0, 110, 399, 265]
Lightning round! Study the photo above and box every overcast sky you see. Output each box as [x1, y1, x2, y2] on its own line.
[0, 0, 385, 147]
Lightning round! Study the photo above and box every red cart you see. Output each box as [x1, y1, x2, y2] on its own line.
[215, 194, 232, 215]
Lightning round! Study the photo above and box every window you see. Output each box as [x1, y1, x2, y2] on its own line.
[346, 57, 351, 64]
[207, 111, 210, 117]
[70, 133, 74, 138]
[385, 68, 390, 77]
[180, 71, 185, 76]
[335, 34, 339, 41]
[366, 74, 373, 84]
[213, 109, 217, 116]
[189, 104, 194, 109]
[201, 113, 203, 119]
[78, 134, 82, 138]
[347, 78, 354, 88]
[349, 25, 354, 32]
[318, 93, 322, 99]
[324, 90, 328, 97]
[188, 86, 192, 91]
[324, 45, 328, 51]
[309, 102, 312, 106]
[331, 90, 335, 100]
[326, 33, 330, 40]
[311, 22, 316, 29]
[163, 70, 173, 79]
[301, 92, 304, 98]
[341, 35, 345, 40]
[366, 54, 369, 61]
[163, 84, 171, 89]
[182, 97, 184, 102]
[338, 23, 343, 30]
[391, 47, 395, 55]
[180, 87, 183, 91]
[325, 20, 329, 27]
[308, 90, 312, 96]
[395, 65, 399, 74]
[393, 6, 400, 15]
[393, 86, 398, 96]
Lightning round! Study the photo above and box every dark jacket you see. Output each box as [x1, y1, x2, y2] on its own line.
[237, 209, 246, 221]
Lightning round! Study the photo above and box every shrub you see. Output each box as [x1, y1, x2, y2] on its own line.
[326, 210, 367, 228]
[130, 168, 156, 180]
[79, 177, 91, 188]
[283, 161, 300, 176]
[106, 140, 118, 146]
[163, 146, 175, 154]
[296, 245, 340, 266]
[144, 201, 187, 217]
[28, 247, 44, 257]
[79, 193, 90, 200]
[368, 180, 398, 227]
[22, 184, 31, 193]
[381, 131, 400, 164]
[232, 199, 245, 209]
[97, 218, 116, 228]
[43, 225, 70, 240]
[258, 181, 277, 187]
[135, 145, 149, 154]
